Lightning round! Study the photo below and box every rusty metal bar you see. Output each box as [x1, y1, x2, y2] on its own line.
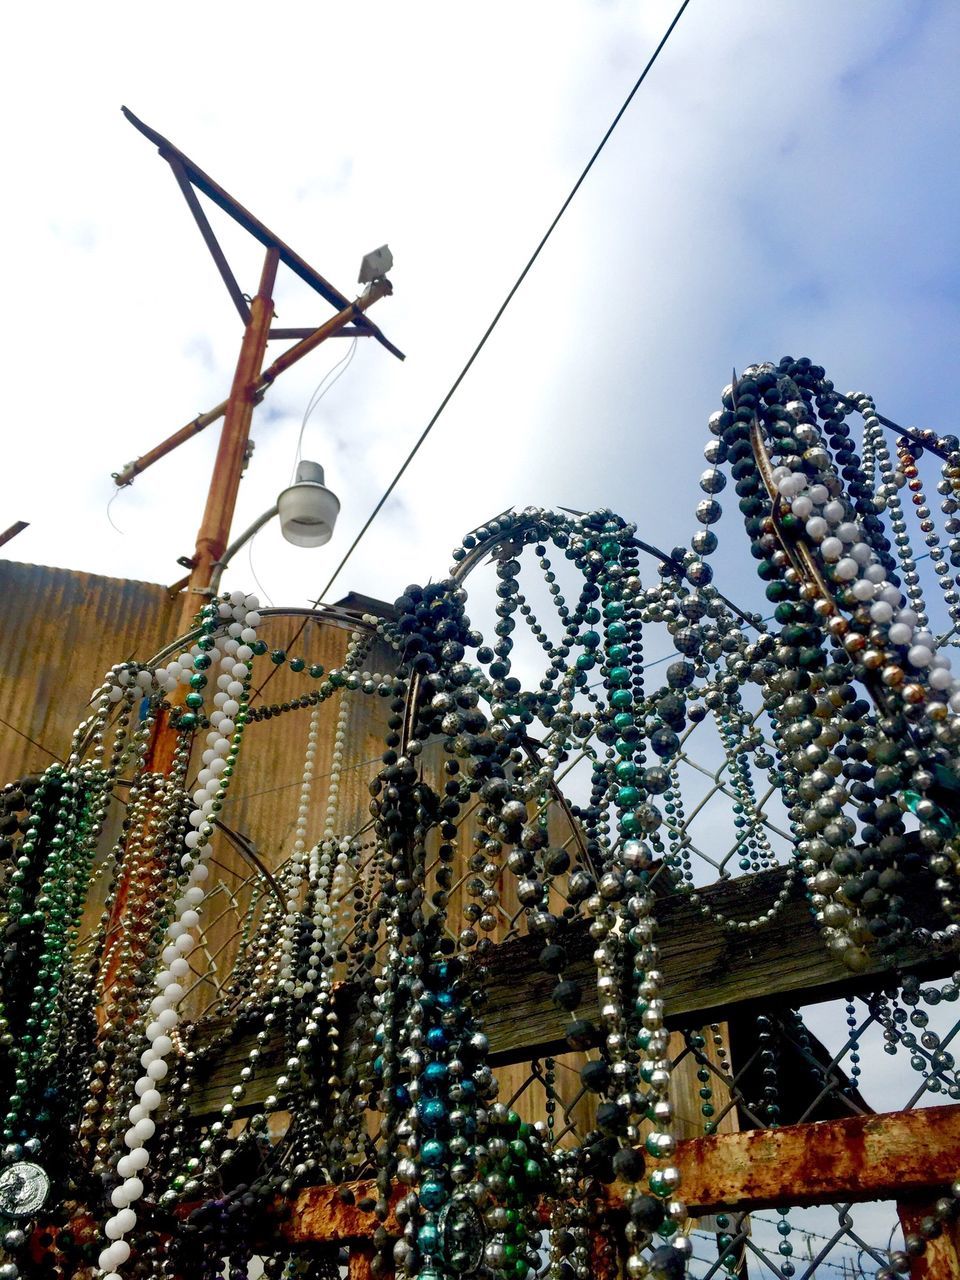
[278, 1106, 960, 1243]
[121, 106, 404, 361]
[167, 155, 250, 324]
[270, 326, 364, 340]
[28, 1111, 960, 1261]
[346, 1244, 375, 1280]
[112, 399, 240, 488]
[258, 278, 391, 388]
[101, 249, 280, 1012]
[589, 1221, 621, 1279]
[898, 1199, 960, 1279]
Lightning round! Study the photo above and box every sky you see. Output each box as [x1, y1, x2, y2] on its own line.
[3, 0, 958, 621]
[2, 4, 958, 1257]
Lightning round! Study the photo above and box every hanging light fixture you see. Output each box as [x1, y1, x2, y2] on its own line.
[277, 461, 341, 548]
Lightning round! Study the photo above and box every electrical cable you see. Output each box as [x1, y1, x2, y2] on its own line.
[292, 337, 358, 481]
[105, 486, 125, 535]
[315, 0, 691, 606]
[0, 715, 63, 763]
[247, 526, 274, 608]
[254, 0, 693, 699]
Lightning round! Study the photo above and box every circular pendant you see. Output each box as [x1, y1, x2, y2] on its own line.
[438, 1194, 485, 1274]
[0, 1162, 50, 1219]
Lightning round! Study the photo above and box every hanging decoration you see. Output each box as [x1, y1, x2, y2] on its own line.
[0, 357, 958, 1280]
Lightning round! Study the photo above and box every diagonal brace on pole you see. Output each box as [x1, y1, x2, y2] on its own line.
[121, 105, 404, 361]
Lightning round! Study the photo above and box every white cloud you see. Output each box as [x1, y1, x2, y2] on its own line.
[1, 0, 957, 618]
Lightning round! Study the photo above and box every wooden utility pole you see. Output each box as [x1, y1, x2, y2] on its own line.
[177, 245, 279, 631]
[172, 270, 395, 634]
[98, 112, 400, 1012]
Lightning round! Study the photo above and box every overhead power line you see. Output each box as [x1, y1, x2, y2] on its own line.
[315, 0, 692, 605]
[255, 0, 692, 696]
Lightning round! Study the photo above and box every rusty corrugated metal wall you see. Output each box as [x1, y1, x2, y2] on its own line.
[0, 560, 179, 781]
[0, 561, 388, 869]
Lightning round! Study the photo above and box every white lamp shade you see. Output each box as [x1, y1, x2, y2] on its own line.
[277, 463, 340, 547]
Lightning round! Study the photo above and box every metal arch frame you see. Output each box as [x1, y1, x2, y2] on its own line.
[447, 511, 762, 630]
[144, 603, 383, 672]
[74, 522, 764, 920]
[69, 606, 383, 766]
[397, 510, 765, 877]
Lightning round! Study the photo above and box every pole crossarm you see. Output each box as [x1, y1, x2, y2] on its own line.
[167, 155, 251, 325]
[122, 106, 404, 361]
[112, 278, 392, 489]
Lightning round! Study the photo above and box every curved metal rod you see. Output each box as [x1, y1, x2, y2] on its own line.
[832, 391, 955, 463]
[401, 510, 760, 880]
[749, 414, 898, 719]
[213, 821, 285, 906]
[70, 607, 383, 764]
[750, 418, 836, 604]
[449, 511, 760, 628]
[85, 520, 758, 902]
[208, 504, 279, 597]
[146, 603, 381, 671]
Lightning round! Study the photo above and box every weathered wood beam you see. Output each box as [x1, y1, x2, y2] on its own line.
[278, 1105, 960, 1243]
[479, 865, 949, 1064]
[189, 865, 951, 1117]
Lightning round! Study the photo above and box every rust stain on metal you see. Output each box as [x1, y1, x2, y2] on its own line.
[589, 1219, 621, 1280]
[898, 1199, 960, 1279]
[347, 1243, 377, 1280]
[281, 1106, 960, 1242]
[184, 246, 280, 611]
[280, 1181, 401, 1243]
[676, 1105, 960, 1214]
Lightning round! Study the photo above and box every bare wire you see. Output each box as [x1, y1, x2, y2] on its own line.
[247, 525, 275, 608]
[292, 336, 358, 482]
[105, 486, 125, 535]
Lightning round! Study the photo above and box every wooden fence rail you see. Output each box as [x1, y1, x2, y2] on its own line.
[191, 865, 952, 1116]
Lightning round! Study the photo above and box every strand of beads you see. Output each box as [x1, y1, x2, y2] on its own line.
[275, 702, 321, 1003]
[295, 688, 351, 1173]
[96, 593, 261, 1279]
[315, 654, 358, 967]
[896, 437, 959, 625]
[937, 446, 960, 623]
[857, 394, 928, 625]
[0, 654, 166, 1242]
[9, 484, 960, 1279]
[593, 524, 688, 1280]
[708, 360, 960, 960]
[176, 694, 329, 1224]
